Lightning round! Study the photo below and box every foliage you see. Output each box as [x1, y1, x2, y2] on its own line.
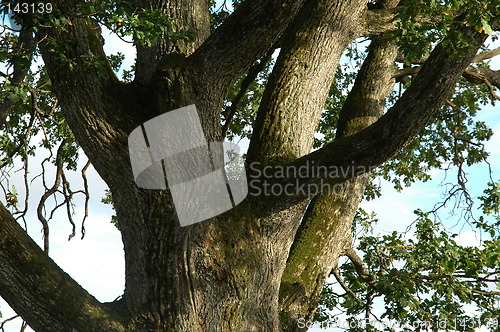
[317, 210, 500, 331]
[378, 77, 495, 192]
[101, 189, 119, 229]
[394, 0, 499, 62]
[86, 0, 197, 47]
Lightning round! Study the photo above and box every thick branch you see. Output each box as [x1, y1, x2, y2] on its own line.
[395, 45, 500, 78]
[279, 28, 398, 326]
[395, 65, 500, 98]
[190, 0, 307, 88]
[0, 202, 126, 331]
[473, 47, 500, 62]
[243, 24, 490, 217]
[396, 46, 500, 66]
[247, 0, 366, 165]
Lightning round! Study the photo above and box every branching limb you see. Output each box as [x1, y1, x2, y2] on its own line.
[190, 0, 306, 89]
[0, 202, 126, 332]
[244, 23, 490, 217]
[344, 247, 377, 285]
[332, 267, 363, 306]
[463, 67, 500, 100]
[36, 141, 64, 253]
[35, 143, 92, 246]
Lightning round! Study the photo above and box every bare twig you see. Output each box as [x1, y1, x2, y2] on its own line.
[36, 140, 65, 253]
[80, 159, 91, 239]
[61, 170, 76, 241]
[0, 315, 19, 332]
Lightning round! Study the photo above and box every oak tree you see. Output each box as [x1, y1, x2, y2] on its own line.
[0, 0, 499, 331]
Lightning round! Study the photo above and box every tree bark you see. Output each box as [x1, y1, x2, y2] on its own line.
[0, 0, 495, 330]
[247, 0, 366, 165]
[0, 202, 126, 332]
[279, 31, 400, 331]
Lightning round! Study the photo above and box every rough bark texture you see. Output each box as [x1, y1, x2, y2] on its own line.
[279, 24, 400, 329]
[134, 0, 211, 83]
[247, 0, 366, 165]
[0, 0, 496, 330]
[0, 202, 126, 332]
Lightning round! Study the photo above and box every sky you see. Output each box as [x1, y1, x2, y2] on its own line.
[1, 9, 500, 332]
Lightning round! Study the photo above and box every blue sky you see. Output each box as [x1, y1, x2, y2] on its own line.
[0, 9, 499, 332]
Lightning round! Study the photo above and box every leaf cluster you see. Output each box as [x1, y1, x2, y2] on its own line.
[378, 78, 494, 191]
[394, 0, 498, 62]
[318, 210, 500, 331]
